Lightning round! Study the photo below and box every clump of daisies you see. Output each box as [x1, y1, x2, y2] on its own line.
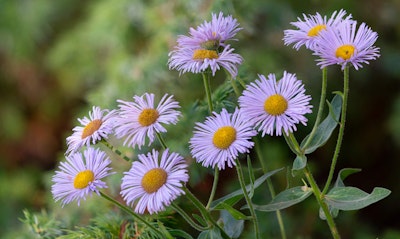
[49, 9, 389, 239]
[283, 8, 380, 70]
[168, 12, 243, 78]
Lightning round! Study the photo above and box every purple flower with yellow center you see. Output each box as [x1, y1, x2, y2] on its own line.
[52, 147, 113, 207]
[114, 93, 181, 149]
[313, 20, 380, 70]
[177, 12, 242, 49]
[283, 9, 352, 50]
[239, 72, 312, 136]
[168, 45, 243, 78]
[66, 106, 117, 155]
[120, 149, 189, 214]
[189, 108, 257, 170]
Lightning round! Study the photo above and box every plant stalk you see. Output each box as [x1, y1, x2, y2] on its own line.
[235, 158, 260, 239]
[322, 66, 349, 194]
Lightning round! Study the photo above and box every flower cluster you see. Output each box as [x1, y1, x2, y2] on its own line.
[51, 10, 382, 238]
[53, 93, 187, 214]
[168, 12, 243, 78]
[283, 9, 380, 70]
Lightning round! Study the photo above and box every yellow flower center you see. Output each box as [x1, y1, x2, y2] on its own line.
[307, 24, 327, 37]
[192, 49, 219, 60]
[335, 44, 356, 60]
[264, 94, 288, 116]
[81, 119, 102, 139]
[212, 126, 237, 149]
[73, 170, 95, 189]
[138, 109, 159, 127]
[141, 168, 168, 193]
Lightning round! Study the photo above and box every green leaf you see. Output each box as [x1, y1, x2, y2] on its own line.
[169, 229, 194, 239]
[291, 155, 307, 176]
[210, 168, 283, 210]
[249, 186, 312, 212]
[334, 168, 362, 188]
[220, 210, 244, 239]
[324, 187, 391, 211]
[192, 213, 207, 227]
[301, 94, 342, 154]
[197, 227, 222, 239]
[319, 204, 339, 220]
[219, 202, 248, 220]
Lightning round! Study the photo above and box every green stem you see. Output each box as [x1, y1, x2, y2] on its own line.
[206, 168, 219, 210]
[101, 140, 131, 161]
[170, 202, 209, 231]
[202, 72, 214, 113]
[235, 158, 260, 239]
[225, 69, 241, 97]
[322, 66, 349, 194]
[303, 167, 340, 239]
[302, 67, 328, 150]
[236, 75, 247, 89]
[254, 138, 287, 239]
[183, 187, 231, 239]
[99, 191, 164, 238]
[156, 132, 168, 150]
[284, 132, 302, 155]
[285, 133, 340, 238]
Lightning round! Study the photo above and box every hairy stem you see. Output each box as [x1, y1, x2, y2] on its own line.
[322, 66, 349, 194]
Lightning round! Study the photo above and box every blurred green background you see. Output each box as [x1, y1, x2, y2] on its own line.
[1, 0, 399, 238]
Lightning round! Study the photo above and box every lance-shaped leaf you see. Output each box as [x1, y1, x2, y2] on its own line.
[320, 168, 362, 219]
[334, 168, 362, 188]
[247, 186, 312, 212]
[324, 186, 391, 211]
[219, 202, 248, 220]
[301, 94, 342, 154]
[210, 168, 283, 210]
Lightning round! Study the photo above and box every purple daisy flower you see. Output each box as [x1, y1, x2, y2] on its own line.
[52, 147, 113, 207]
[189, 108, 257, 170]
[177, 12, 242, 49]
[120, 149, 189, 214]
[66, 106, 117, 155]
[239, 72, 313, 136]
[114, 93, 181, 149]
[313, 20, 380, 70]
[283, 9, 352, 50]
[168, 45, 243, 78]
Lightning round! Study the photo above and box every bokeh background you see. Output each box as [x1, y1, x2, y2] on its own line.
[1, 0, 399, 238]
